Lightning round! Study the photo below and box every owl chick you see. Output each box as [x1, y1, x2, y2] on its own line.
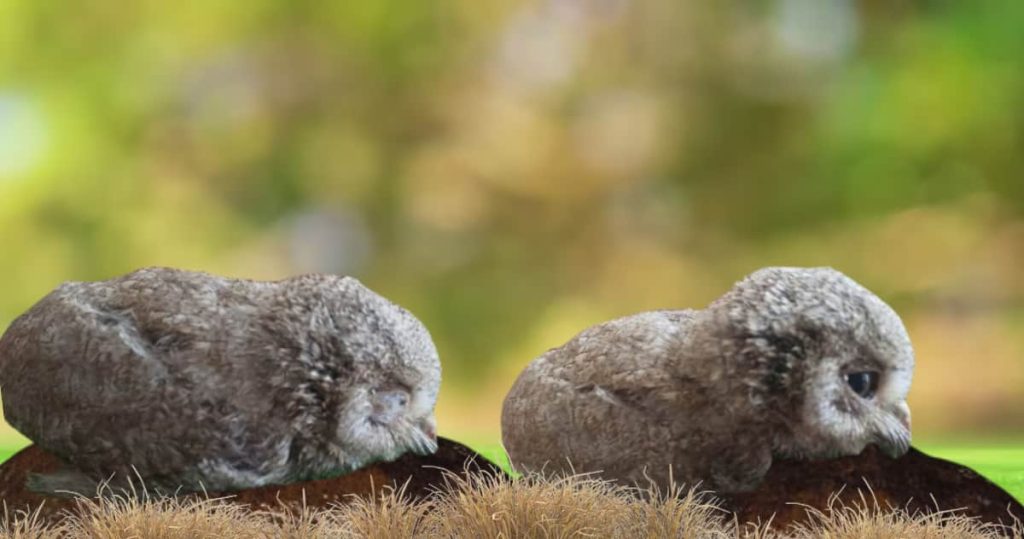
[501, 267, 913, 493]
[0, 267, 441, 496]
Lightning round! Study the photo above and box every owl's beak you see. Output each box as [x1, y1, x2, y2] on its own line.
[411, 416, 438, 455]
[421, 418, 437, 443]
[894, 400, 911, 431]
[875, 401, 912, 459]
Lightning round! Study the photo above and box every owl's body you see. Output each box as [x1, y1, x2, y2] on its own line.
[0, 268, 441, 496]
[502, 267, 914, 493]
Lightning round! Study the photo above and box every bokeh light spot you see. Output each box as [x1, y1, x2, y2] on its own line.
[0, 92, 48, 180]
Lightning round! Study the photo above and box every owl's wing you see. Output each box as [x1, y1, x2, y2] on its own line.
[502, 310, 701, 484]
[0, 275, 240, 477]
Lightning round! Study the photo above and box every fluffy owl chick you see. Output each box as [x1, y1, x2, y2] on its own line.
[502, 267, 913, 493]
[0, 267, 441, 496]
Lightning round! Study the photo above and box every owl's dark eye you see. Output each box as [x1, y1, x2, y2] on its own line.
[846, 371, 879, 398]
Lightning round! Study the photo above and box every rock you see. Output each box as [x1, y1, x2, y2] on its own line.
[720, 445, 1023, 534]
[0, 437, 505, 524]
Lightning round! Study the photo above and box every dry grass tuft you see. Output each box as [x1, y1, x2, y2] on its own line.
[0, 470, 1020, 538]
[251, 490, 349, 539]
[783, 490, 1020, 539]
[619, 477, 736, 538]
[429, 468, 637, 537]
[328, 481, 433, 539]
[56, 491, 266, 539]
[0, 503, 62, 539]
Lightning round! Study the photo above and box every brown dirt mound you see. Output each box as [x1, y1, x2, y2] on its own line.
[723, 445, 1023, 533]
[0, 437, 504, 523]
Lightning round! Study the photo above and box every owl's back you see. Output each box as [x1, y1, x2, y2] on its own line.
[501, 309, 719, 486]
[0, 268, 296, 489]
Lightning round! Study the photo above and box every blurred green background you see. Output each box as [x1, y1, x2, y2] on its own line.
[0, 0, 1022, 461]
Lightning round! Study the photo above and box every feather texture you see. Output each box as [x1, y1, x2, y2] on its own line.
[501, 267, 914, 493]
[0, 267, 441, 496]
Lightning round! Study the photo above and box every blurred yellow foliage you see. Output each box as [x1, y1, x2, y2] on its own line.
[0, 0, 1022, 445]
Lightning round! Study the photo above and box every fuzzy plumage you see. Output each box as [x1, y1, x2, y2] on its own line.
[501, 267, 913, 493]
[0, 267, 441, 496]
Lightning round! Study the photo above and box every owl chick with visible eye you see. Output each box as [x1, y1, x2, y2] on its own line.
[502, 267, 914, 493]
[0, 268, 441, 496]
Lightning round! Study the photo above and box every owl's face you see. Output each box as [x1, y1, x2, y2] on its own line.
[796, 332, 912, 460]
[711, 267, 914, 461]
[337, 365, 440, 468]
[328, 279, 442, 469]
[777, 310, 913, 461]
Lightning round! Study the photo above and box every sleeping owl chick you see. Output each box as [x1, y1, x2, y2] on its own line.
[501, 267, 913, 494]
[0, 267, 441, 497]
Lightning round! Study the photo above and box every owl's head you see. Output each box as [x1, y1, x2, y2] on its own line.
[705, 267, 913, 461]
[309, 277, 441, 470]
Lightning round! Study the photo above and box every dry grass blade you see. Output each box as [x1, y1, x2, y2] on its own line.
[1002, 511, 1024, 539]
